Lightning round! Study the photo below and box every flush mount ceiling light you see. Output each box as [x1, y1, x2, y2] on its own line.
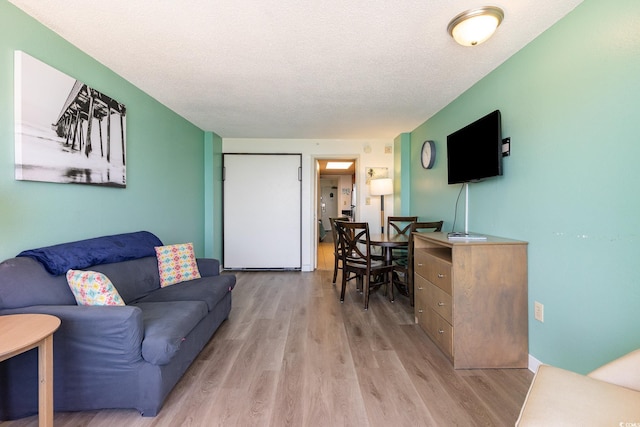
[326, 161, 353, 170]
[447, 6, 504, 47]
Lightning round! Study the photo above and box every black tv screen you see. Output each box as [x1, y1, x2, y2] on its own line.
[447, 110, 503, 184]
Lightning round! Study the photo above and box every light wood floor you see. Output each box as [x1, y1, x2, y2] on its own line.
[1, 242, 533, 426]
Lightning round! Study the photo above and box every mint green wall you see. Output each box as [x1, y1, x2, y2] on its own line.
[393, 133, 411, 216]
[0, 2, 206, 260]
[204, 131, 223, 260]
[408, 0, 640, 373]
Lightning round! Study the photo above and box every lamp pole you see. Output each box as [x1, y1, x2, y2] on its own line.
[370, 178, 393, 235]
[380, 194, 385, 234]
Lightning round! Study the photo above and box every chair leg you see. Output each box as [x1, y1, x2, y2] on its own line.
[388, 270, 394, 303]
[340, 270, 347, 303]
[363, 274, 370, 310]
[332, 257, 338, 284]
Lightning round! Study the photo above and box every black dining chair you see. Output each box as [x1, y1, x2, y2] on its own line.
[393, 220, 443, 306]
[387, 216, 419, 236]
[386, 216, 418, 262]
[335, 221, 395, 310]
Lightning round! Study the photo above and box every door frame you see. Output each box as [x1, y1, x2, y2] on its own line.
[311, 155, 359, 270]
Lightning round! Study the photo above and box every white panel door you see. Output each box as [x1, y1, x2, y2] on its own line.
[223, 154, 301, 269]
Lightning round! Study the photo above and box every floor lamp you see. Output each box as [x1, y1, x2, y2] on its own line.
[370, 178, 393, 233]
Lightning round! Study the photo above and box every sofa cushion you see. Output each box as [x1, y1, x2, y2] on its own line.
[66, 269, 125, 306]
[195, 258, 220, 277]
[17, 231, 163, 275]
[134, 274, 236, 311]
[155, 243, 201, 287]
[91, 257, 160, 304]
[134, 301, 208, 365]
[0, 257, 76, 309]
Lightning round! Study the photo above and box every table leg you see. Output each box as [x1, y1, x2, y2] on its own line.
[38, 335, 54, 427]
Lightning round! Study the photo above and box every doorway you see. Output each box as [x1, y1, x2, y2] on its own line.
[314, 157, 357, 271]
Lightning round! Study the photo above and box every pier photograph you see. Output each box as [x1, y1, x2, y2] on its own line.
[14, 51, 126, 188]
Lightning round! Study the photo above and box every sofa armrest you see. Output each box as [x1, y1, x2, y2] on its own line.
[0, 305, 144, 364]
[197, 258, 220, 277]
[588, 349, 640, 391]
[516, 365, 640, 426]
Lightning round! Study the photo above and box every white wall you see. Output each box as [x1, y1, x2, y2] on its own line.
[337, 174, 353, 217]
[223, 138, 394, 271]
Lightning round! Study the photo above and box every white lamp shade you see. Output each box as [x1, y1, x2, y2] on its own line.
[448, 7, 504, 47]
[370, 178, 393, 196]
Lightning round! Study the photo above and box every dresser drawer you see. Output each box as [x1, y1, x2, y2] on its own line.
[414, 275, 428, 322]
[424, 279, 452, 324]
[414, 274, 452, 323]
[414, 250, 452, 294]
[422, 308, 453, 359]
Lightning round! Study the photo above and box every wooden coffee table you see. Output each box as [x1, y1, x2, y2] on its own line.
[0, 314, 61, 427]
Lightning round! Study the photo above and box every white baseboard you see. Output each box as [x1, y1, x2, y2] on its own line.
[528, 354, 543, 373]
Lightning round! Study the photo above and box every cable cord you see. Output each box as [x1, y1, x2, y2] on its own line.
[451, 183, 465, 232]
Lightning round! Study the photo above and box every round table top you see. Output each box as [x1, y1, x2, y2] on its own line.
[0, 314, 61, 360]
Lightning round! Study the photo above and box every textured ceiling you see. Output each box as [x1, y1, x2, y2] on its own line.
[9, 0, 583, 139]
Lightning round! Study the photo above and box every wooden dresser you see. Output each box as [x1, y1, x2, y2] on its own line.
[413, 232, 528, 369]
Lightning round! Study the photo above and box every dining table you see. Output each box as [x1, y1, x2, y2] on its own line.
[367, 233, 409, 264]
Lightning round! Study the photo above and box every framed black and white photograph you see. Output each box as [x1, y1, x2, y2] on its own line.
[14, 51, 127, 188]
[365, 166, 389, 184]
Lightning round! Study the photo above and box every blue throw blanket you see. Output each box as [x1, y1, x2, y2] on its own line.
[17, 231, 163, 276]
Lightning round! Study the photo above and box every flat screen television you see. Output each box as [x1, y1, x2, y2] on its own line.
[447, 110, 503, 184]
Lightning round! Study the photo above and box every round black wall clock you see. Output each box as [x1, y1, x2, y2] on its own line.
[421, 140, 436, 169]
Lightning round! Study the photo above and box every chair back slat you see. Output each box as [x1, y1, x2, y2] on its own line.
[336, 221, 371, 265]
[328, 217, 350, 285]
[388, 216, 418, 235]
[329, 216, 350, 254]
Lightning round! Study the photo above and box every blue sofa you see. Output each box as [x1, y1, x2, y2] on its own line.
[0, 232, 236, 420]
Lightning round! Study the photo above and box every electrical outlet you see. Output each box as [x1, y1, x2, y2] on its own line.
[534, 301, 544, 322]
[365, 197, 371, 205]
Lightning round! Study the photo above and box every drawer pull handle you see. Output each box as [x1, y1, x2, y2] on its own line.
[438, 273, 445, 278]
[417, 286, 423, 290]
[438, 329, 445, 334]
[437, 302, 445, 306]
[417, 263, 423, 267]
[418, 309, 423, 313]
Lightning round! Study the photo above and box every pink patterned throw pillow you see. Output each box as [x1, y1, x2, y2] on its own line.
[155, 242, 201, 287]
[66, 269, 125, 306]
